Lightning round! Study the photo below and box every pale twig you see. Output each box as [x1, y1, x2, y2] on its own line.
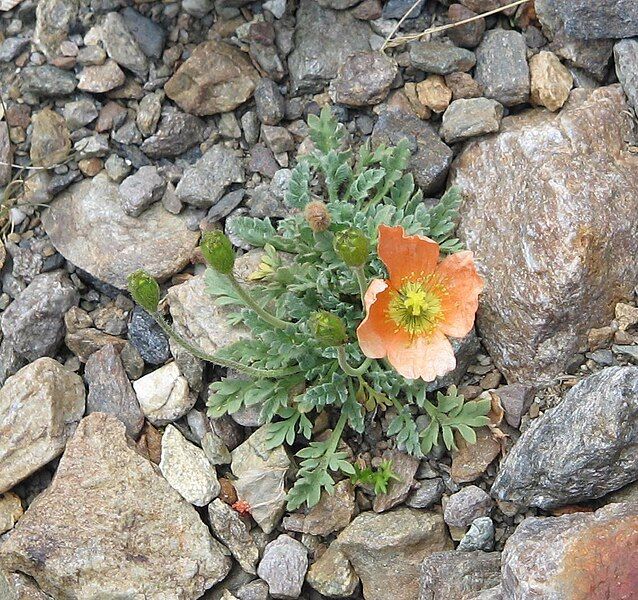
[380, 0, 424, 52]
[382, 0, 530, 49]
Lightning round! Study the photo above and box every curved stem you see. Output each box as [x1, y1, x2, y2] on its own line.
[354, 266, 368, 305]
[337, 346, 372, 377]
[154, 314, 300, 379]
[227, 272, 291, 330]
[327, 411, 348, 454]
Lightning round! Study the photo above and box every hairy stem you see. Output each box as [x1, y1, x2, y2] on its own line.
[153, 313, 300, 378]
[227, 272, 291, 330]
[337, 346, 372, 377]
[354, 266, 368, 305]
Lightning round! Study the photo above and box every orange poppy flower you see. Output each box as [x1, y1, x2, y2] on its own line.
[357, 225, 483, 381]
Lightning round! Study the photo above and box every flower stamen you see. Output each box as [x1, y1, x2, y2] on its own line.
[387, 277, 446, 337]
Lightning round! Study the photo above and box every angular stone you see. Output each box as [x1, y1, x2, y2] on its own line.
[30, 109, 70, 169]
[0, 414, 231, 598]
[451, 428, 501, 484]
[444, 485, 492, 528]
[176, 144, 245, 208]
[254, 78, 285, 126]
[288, 0, 371, 95]
[535, 0, 638, 40]
[257, 535, 307, 600]
[159, 425, 220, 506]
[62, 98, 98, 130]
[231, 426, 290, 534]
[307, 546, 359, 598]
[441, 98, 503, 144]
[42, 173, 200, 289]
[202, 432, 232, 465]
[165, 41, 259, 115]
[78, 60, 126, 93]
[303, 480, 356, 535]
[132, 362, 194, 426]
[371, 107, 452, 195]
[419, 550, 501, 600]
[84, 344, 144, 439]
[1, 271, 78, 362]
[119, 165, 166, 217]
[406, 478, 445, 509]
[121, 7, 166, 59]
[140, 109, 206, 158]
[373, 450, 419, 513]
[329, 51, 397, 107]
[492, 367, 638, 508]
[0, 358, 85, 494]
[529, 51, 573, 111]
[208, 498, 259, 574]
[65, 328, 126, 363]
[100, 12, 148, 76]
[0, 492, 23, 535]
[494, 384, 534, 428]
[614, 39, 638, 113]
[20, 66, 77, 97]
[409, 42, 476, 75]
[0, 122, 11, 187]
[458, 516, 495, 552]
[448, 4, 485, 49]
[335, 508, 453, 600]
[475, 30, 530, 106]
[452, 86, 638, 383]
[502, 503, 638, 599]
[416, 75, 452, 113]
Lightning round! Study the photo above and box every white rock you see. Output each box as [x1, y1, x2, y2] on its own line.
[159, 425, 220, 506]
[132, 362, 194, 426]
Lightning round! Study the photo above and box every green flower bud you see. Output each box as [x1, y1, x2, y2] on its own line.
[334, 228, 369, 267]
[127, 270, 160, 313]
[310, 311, 348, 347]
[200, 230, 235, 275]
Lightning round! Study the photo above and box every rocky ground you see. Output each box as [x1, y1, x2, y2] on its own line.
[0, 0, 638, 599]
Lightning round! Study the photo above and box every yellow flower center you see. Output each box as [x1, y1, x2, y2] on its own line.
[387, 278, 446, 337]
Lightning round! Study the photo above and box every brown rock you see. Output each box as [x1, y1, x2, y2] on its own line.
[529, 51, 573, 111]
[0, 492, 23, 535]
[136, 421, 163, 464]
[78, 60, 126, 93]
[0, 414, 231, 598]
[416, 75, 452, 113]
[448, 4, 485, 48]
[615, 302, 638, 330]
[452, 86, 638, 384]
[65, 328, 127, 362]
[29, 109, 70, 168]
[403, 83, 432, 119]
[78, 157, 102, 176]
[373, 450, 419, 513]
[0, 121, 13, 187]
[329, 52, 397, 107]
[587, 326, 614, 351]
[445, 72, 483, 99]
[451, 428, 501, 483]
[303, 480, 356, 535]
[165, 41, 259, 115]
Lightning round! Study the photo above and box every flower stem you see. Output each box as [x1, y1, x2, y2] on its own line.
[354, 266, 368, 305]
[327, 411, 348, 455]
[337, 346, 372, 377]
[227, 272, 291, 330]
[153, 313, 300, 378]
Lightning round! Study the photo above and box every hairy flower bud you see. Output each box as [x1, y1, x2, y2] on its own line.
[127, 270, 160, 313]
[310, 311, 348, 347]
[334, 227, 369, 267]
[304, 200, 331, 233]
[200, 230, 235, 274]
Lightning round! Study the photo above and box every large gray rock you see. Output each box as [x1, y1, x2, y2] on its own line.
[0, 414, 231, 598]
[231, 426, 290, 534]
[452, 86, 638, 384]
[335, 508, 453, 600]
[257, 535, 308, 599]
[0, 358, 85, 494]
[1, 271, 78, 362]
[409, 42, 476, 75]
[492, 367, 638, 508]
[288, 0, 371, 95]
[419, 551, 501, 600]
[371, 107, 452, 195]
[475, 30, 529, 107]
[99, 12, 148, 76]
[614, 39, 638, 113]
[501, 503, 638, 599]
[34, 0, 78, 60]
[535, 0, 638, 40]
[42, 173, 200, 289]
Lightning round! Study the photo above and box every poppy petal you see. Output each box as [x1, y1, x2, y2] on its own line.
[386, 329, 457, 381]
[357, 279, 394, 358]
[435, 251, 484, 338]
[378, 225, 440, 285]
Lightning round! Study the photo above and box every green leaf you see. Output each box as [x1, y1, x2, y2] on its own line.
[286, 161, 311, 209]
[228, 216, 298, 252]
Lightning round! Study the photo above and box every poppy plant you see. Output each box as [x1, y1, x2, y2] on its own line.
[357, 225, 484, 381]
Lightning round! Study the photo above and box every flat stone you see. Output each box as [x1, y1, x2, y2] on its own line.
[121, 7, 166, 59]
[302, 480, 356, 535]
[159, 425, 220, 506]
[208, 498, 259, 574]
[165, 41, 259, 115]
[132, 362, 194, 426]
[441, 98, 503, 144]
[445, 72, 484, 99]
[452, 86, 638, 383]
[0, 492, 23, 535]
[62, 98, 98, 130]
[451, 428, 501, 483]
[99, 12, 148, 76]
[65, 328, 126, 363]
[78, 60, 126, 93]
[448, 4, 485, 49]
[416, 75, 452, 113]
[419, 550, 501, 600]
[373, 450, 419, 513]
[0, 122, 11, 187]
[140, 109, 206, 158]
[306, 546, 359, 598]
[231, 425, 290, 534]
[176, 144, 245, 207]
[406, 478, 445, 509]
[444, 485, 492, 528]
[20, 66, 77, 97]
[42, 173, 200, 289]
[0, 37, 30, 63]
[614, 39, 638, 113]
[257, 535, 308, 600]
[288, 0, 371, 95]
[474, 30, 530, 106]
[492, 366, 638, 509]
[30, 108, 70, 168]
[0, 358, 85, 494]
[335, 508, 453, 600]
[502, 503, 638, 599]
[409, 42, 476, 75]
[535, 0, 638, 40]
[202, 432, 231, 465]
[529, 51, 573, 111]
[136, 92, 162, 136]
[0, 414, 231, 598]
[84, 344, 144, 439]
[119, 165, 166, 217]
[494, 384, 534, 428]
[34, 0, 78, 60]
[329, 51, 397, 107]
[1, 271, 78, 362]
[254, 78, 285, 125]
[371, 107, 452, 195]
